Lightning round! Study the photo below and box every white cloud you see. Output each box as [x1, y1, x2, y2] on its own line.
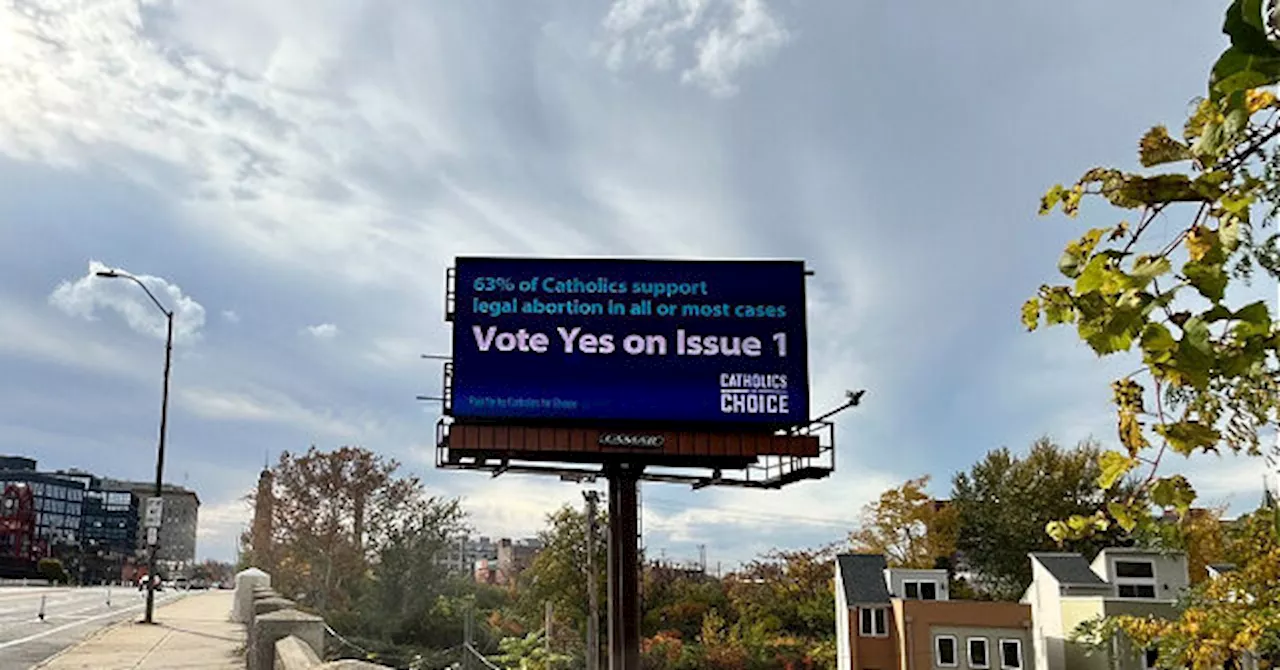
[305, 323, 339, 340]
[176, 385, 373, 439]
[197, 497, 252, 541]
[600, 0, 790, 97]
[49, 261, 207, 345]
[196, 497, 253, 562]
[221, 310, 241, 324]
[451, 475, 591, 540]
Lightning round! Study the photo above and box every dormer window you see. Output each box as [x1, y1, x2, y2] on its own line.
[1114, 560, 1157, 599]
[904, 579, 939, 600]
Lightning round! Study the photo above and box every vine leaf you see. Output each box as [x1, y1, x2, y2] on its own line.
[1138, 126, 1192, 167]
[1098, 450, 1139, 490]
[1183, 258, 1229, 302]
[1150, 476, 1198, 517]
[1155, 421, 1222, 456]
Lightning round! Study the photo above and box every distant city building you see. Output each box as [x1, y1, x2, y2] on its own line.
[0, 456, 201, 581]
[0, 483, 40, 577]
[110, 481, 200, 574]
[78, 482, 140, 584]
[440, 535, 498, 574]
[0, 458, 86, 549]
[464, 536, 543, 586]
[497, 537, 543, 583]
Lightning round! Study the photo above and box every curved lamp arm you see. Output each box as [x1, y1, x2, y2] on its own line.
[95, 269, 174, 318]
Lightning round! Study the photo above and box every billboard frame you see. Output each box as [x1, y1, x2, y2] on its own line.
[443, 256, 813, 432]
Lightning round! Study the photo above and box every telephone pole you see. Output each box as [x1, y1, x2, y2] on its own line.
[584, 491, 601, 670]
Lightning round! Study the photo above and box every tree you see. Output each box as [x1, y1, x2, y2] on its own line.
[1025, 0, 1280, 544]
[38, 558, 67, 585]
[248, 446, 423, 613]
[1024, 1, 1280, 661]
[720, 547, 837, 668]
[950, 439, 1134, 600]
[357, 496, 470, 647]
[848, 475, 958, 569]
[1151, 506, 1228, 586]
[511, 504, 608, 662]
[642, 566, 728, 641]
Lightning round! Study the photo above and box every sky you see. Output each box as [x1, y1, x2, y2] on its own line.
[1, 0, 1277, 568]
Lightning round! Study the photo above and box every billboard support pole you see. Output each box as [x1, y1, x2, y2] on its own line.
[606, 462, 641, 670]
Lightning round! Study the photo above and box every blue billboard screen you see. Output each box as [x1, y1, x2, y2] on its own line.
[448, 257, 810, 427]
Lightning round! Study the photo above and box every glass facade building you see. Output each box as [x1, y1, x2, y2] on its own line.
[0, 469, 86, 547]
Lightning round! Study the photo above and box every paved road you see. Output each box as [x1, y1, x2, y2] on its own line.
[0, 586, 186, 670]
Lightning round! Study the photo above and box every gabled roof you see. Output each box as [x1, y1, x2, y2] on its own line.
[1031, 553, 1108, 587]
[1207, 563, 1237, 575]
[837, 554, 891, 605]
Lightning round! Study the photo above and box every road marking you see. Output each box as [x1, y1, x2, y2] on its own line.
[0, 594, 184, 650]
[0, 599, 118, 623]
[0, 590, 74, 602]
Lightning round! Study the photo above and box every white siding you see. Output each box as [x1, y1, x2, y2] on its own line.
[1029, 558, 1066, 670]
[836, 561, 852, 670]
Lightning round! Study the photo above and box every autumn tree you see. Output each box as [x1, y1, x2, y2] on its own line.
[718, 547, 837, 669]
[1025, 0, 1280, 663]
[950, 439, 1135, 600]
[642, 565, 729, 641]
[848, 475, 958, 569]
[248, 446, 423, 612]
[1149, 505, 1228, 586]
[510, 504, 608, 663]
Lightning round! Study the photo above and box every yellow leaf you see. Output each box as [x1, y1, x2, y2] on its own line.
[1247, 88, 1277, 113]
[1186, 225, 1214, 262]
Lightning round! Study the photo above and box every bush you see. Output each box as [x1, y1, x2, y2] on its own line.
[38, 559, 68, 584]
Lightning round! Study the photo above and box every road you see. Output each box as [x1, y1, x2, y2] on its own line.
[0, 585, 186, 670]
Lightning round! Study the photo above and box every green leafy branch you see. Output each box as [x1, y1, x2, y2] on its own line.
[1031, 0, 1280, 545]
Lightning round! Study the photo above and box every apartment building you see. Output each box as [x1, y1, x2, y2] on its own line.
[1023, 548, 1188, 670]
[835, 554, 1032, 670]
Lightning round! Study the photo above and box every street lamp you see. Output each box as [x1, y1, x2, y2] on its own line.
[95, 268, 173, 625]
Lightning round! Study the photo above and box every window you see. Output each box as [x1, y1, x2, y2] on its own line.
[1144, 648, 1158, 670]
[1115, 561, 1155, 578]
[935, 636, 958, 667]
[859, 607, 887, 637]
[903, 580, 939, 600]
[968, 638, 990, 669]
[1118, 583, 1158, 598]
[999, 639, 1023, 669]
[1114, 560, 1158, 599]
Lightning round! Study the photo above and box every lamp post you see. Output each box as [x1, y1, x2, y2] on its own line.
[95, 268, 173, 625]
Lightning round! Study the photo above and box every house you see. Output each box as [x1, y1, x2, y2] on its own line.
[835, 553, 1032, 670]
[1023, 548, 1188, 670]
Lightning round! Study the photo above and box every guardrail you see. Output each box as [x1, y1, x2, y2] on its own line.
[234, 569, 395, 670]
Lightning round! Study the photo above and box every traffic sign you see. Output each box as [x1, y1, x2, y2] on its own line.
[146, 526, 158, 546]
[144, 497, 164, 529]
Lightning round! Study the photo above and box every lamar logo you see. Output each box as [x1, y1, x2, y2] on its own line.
[598, 433, 665, 449]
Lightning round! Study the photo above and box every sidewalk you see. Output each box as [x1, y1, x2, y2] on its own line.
[36, 591, 244, 669]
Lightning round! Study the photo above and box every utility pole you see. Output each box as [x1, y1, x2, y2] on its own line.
[584, 491, 601, 670]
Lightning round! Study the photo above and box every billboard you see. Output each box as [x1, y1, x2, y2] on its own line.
[448, 257, 810, 428]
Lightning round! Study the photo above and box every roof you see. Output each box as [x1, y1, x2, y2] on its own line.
[1207, 563, 1237, 574]
[837, 554, 891, 605]
[1031, 554, 1108, 587]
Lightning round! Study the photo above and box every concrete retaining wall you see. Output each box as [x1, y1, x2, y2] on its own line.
[239, 568, 396, 670]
